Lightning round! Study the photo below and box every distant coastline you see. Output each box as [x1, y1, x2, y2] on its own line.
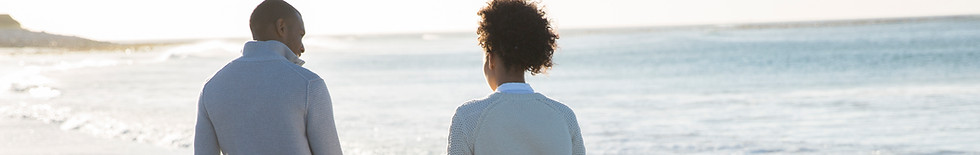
[0, 14, 163, 53]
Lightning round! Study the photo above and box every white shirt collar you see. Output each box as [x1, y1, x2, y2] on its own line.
[242, 40, 305, 66]
[496, 82, 535, 94]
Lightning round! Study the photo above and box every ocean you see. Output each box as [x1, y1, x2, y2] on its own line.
[2, 16, 980, 154]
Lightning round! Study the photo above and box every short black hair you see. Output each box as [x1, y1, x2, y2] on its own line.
[249, 0, 301, 38]
[477, 0, 558, 75]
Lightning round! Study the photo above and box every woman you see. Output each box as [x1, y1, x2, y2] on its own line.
[447, 0, 584, 154]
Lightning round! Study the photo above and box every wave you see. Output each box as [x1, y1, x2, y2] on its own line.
[0, 102, 192, 148]
[156, 40, 241, 61]
[622, 83, 980, 105]
[0, 51, 196, 148]
[1, 58, 128, 99]
[303, 37, 354, 51]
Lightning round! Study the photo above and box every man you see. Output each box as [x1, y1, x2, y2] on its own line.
[194, 0, 342, 154]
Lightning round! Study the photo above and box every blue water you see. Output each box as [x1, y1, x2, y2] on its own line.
[2, 17, 979, 154]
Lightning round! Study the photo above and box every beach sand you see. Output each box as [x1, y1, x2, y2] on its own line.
[0, 118, 191, 154]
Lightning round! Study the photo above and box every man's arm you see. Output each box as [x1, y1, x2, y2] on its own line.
[307, 79, 343, 155]
[195, 95, 221, 155]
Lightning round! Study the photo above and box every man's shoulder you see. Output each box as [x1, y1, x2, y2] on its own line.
[210, 59, 323, 87]
[279, 62, 322, 81]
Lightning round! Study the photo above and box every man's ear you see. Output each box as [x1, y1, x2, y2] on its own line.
[275, 18, 287, 38]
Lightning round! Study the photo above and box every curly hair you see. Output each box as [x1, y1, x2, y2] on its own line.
[477, 0, 558, 75]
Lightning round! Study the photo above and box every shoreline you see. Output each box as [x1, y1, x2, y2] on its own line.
[0, 117, 191, 154]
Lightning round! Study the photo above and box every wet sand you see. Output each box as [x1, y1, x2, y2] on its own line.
[0, 118, 191, 154]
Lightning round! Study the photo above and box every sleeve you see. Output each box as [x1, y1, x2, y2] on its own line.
[567, 110, 586, 155]
[306, 79, 344, 155]
[447, 108, 473, 155]
[195, 93, 221, 155]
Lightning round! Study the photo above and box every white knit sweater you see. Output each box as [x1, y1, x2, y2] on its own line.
[195, 40, 342, 155]
[448, 92, 585, 155]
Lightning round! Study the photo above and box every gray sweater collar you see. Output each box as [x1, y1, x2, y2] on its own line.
[241, 40, 305, 66]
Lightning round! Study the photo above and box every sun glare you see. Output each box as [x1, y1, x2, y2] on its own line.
[1, 0, 978, 41]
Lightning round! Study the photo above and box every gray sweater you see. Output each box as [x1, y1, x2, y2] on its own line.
[448, 92, 585, 155]
[195, 40, 342, 155]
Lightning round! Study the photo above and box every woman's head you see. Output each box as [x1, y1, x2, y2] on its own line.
[477, 0, 558, 76]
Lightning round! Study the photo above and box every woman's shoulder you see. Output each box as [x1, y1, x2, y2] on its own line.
[531, 93, 580, 122]
[454, 94, 499, 116]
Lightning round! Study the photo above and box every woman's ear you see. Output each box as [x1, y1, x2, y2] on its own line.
[487, 53, 497, 69]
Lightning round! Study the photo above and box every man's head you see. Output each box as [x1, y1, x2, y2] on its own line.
[250, 0, 306, 57]
[478, 0, 558, 89]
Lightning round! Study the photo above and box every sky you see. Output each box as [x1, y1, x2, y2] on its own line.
[1, 0, 979, 41]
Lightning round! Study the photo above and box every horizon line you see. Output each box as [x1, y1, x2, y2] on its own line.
[18, 13, 973, 44]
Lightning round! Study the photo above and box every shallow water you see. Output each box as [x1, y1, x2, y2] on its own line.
[2, 17, 980, 154]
